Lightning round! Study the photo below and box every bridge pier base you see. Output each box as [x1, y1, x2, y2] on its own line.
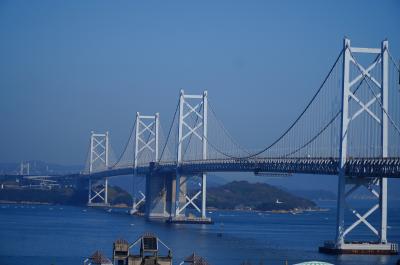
[319, 241, 398, 255]
[319, 177, 398, 255]
[144, 172, 212, 224]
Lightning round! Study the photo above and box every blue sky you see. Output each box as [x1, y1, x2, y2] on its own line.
[0, 0, 399, 172]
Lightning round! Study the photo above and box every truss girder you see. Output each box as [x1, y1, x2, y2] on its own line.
[81, 157, 400, 180]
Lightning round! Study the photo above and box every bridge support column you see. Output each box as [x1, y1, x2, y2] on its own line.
[379, 178, 388, 243]
[379, 39, 389, 244]
[104, 177, 108, 205]
[320, 38, 397, 255]
[172, 174, 187, 218]
[201, 173, 207, 219]
[145, 173, 169, 220]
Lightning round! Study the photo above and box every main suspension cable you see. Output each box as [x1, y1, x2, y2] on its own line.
[110, 118, 137, 168]
[205, 48, 345, 160]
[159, 99, 180, 162]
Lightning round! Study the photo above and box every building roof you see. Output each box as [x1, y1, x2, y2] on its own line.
[90, 250, 112, 265]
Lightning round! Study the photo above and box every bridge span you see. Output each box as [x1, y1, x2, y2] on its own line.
[82, 157, 400, 180]
[23, 38, 400, 254]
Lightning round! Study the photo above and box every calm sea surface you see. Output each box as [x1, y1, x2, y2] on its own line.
[0, 201, 399, 265]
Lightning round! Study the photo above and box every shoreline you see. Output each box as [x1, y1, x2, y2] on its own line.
[206, 206, 330, 214]
[0, 201, 329, 214]
[0, 200, 131, 209]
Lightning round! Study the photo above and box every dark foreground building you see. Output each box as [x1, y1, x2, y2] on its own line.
[112, 233, 172, 265]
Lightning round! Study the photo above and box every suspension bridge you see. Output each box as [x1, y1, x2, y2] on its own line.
[24, 38, 400, 254]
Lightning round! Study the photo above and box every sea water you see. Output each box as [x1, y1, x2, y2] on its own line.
[0, 201, 399, 265]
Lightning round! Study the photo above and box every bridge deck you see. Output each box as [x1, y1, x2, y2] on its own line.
[79, 157, 400, 180]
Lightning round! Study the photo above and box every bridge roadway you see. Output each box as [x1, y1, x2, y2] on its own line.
[79, 157, 400, 180]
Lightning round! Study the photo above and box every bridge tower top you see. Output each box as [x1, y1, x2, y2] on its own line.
[339, 38, 389, 164]
[134, 112, 159, 170]
[177, 89, 208, 163]
[89, 131, 109, 174]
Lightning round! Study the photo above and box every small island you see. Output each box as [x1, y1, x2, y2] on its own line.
[207, 180, 317, 212]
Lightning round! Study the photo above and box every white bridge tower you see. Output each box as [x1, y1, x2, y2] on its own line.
[321, 38, 398, 254]
[131, 112, 159, 214]
[88, 131, 110, 207]
[171, 90, 210, 222]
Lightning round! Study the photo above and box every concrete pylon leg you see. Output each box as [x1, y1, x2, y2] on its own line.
[174, 173, 181, 217]
[104, 178, 108, 204]
[379, 178, 388, 243]
[335, 173, 346, 246]
[201, 173, 207, 219]
[171, 174, 187, 217]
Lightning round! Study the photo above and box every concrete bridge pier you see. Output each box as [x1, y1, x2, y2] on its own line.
[171, 173, 187, 218]
[144, 171, 211, 224]
[144, 172, 187, 220]
[145, 173, 175, 220]
[145, 173, 168, 220]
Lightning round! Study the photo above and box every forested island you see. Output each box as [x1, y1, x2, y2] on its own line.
[207, 181, 317, 212]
